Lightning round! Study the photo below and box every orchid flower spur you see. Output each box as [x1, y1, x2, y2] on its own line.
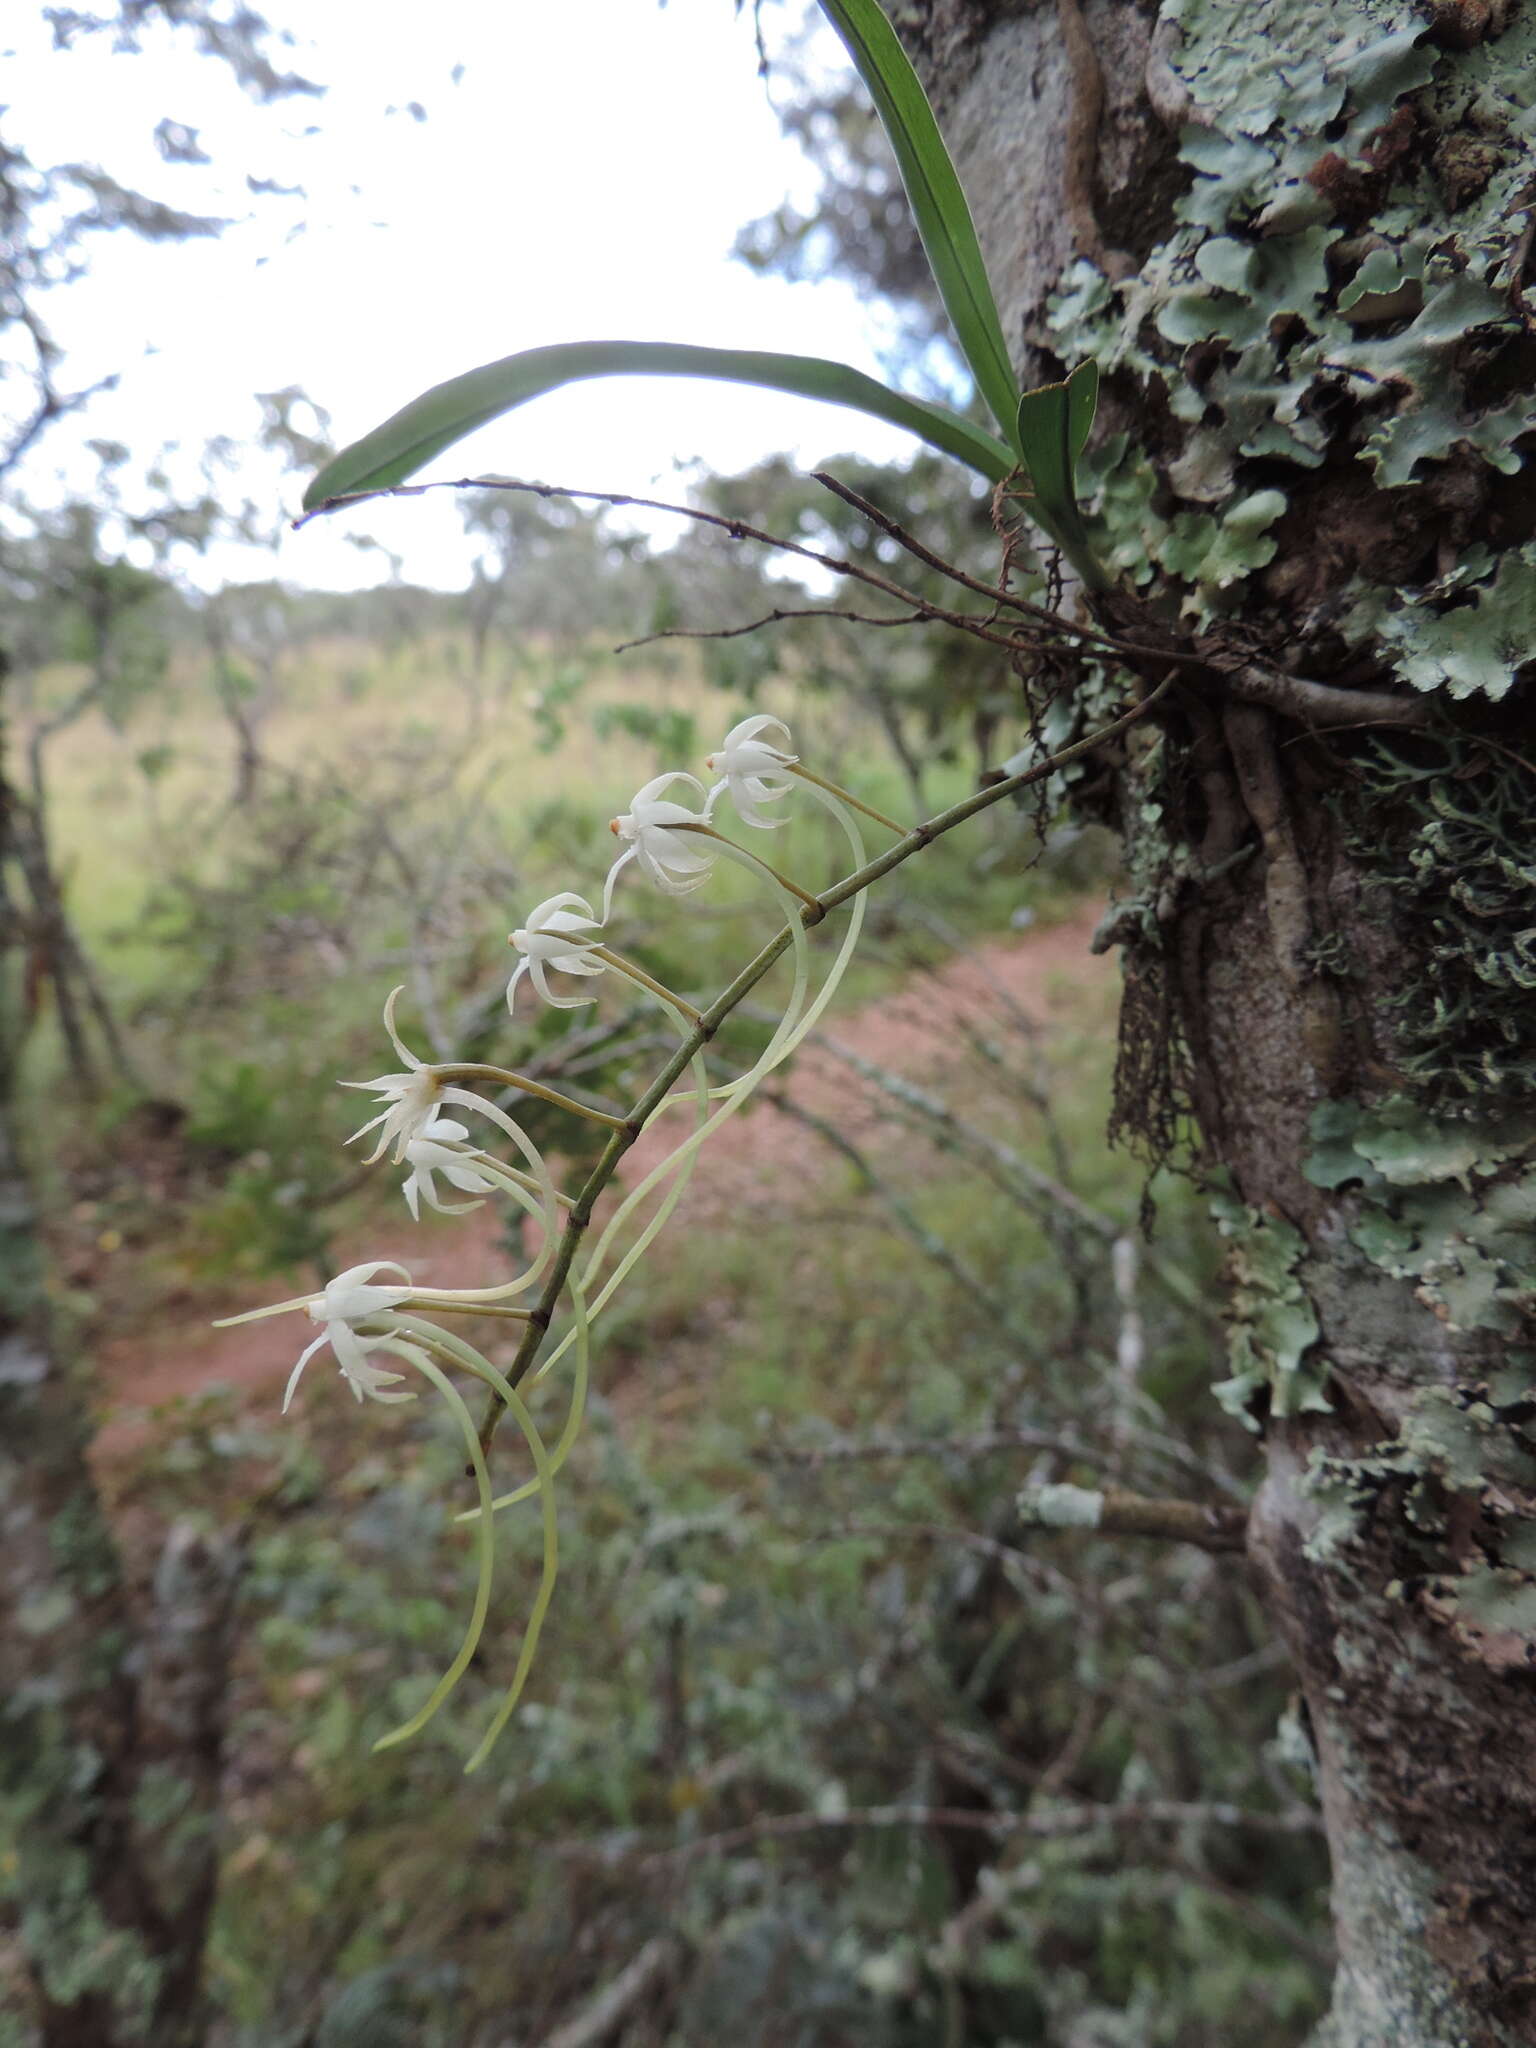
[603, 771, 717, 920]
[340, 987, 444, 1163]
[706, 713, 798, 830]
[508, 892, 606, 1012]
[402, 1117, 500, 1220]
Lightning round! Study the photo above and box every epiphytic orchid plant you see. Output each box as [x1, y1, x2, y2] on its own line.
[245, 0, 1158, 1770]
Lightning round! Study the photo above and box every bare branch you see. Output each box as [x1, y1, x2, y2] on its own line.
[638, 1795, 1321, 1869]
[302, 474, 1436, 740]
[764, 1088, 1024, 1338]
[796, 1518, 1075, 1600]
[1229, 662, 1430, 730]
[812, 1029, 1114, 1233]
[298, 470, 1140, 661]
[1185, 1641, 1291, 1693]
[1164, 1860, 1335, 1971]
[812, 468, 1079, 637]
[805, 1029, 1222, 1334]
[759, 1425, 1117, 1472]
[615, 603, 932, 654]
[615, 601, 1111, 663]
[940, 1855, 1330, 1973]
[0, 305, 119, 481]
[535, 1934, 685, 2048]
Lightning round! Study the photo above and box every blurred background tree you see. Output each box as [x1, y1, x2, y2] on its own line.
[1, 12, 322, 2046]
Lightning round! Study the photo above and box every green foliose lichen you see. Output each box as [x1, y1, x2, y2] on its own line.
[1050, 0, 1536, 687]
[1301, 1366, 1536, 1672]
[1210, 1189, 1327, 1426]
[1330, 738, 1536, 1114]
[1306, 1096, 1536, 1333]
[1301, 1090, 1536, 1629]
[1443, 1563, 1536, 1639]
[1302, 1366, 1536, 1549]
[1159, 488, 1289, 599]
[1371, 542, 1536, 702]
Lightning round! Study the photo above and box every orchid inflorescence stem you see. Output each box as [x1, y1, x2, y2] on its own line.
[475, 680, 1171, 1453]
[230, 684, 1169, 1766]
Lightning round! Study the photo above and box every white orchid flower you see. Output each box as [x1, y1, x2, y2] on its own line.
[603, 771, 717, 920]
[340, 987, 447, 1163]
[341, 985, 541, 1163]
[706, 713, 798, 830]
[401, 1116, 499, 1220]
[283, 1260, 417, 1412]
[508, 892, 606, 1012]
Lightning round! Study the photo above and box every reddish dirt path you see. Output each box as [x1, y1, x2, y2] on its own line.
[94, 908, 1113, 1455]
[621, 905, 1112, 1215]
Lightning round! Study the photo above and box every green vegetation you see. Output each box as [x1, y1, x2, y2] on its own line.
[5, 574, 1330, 2039]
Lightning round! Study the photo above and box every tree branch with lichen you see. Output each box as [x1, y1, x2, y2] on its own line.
[1015, 1481, 1248, 1554]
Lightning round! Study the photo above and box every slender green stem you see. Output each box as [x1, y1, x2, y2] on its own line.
[789, 761, 908, 835]
[398, 1299, 534, 1320]
[646, 780, 865, 1118]
[474, 950, 718, 1430]
[367, 1338, 497, 1753]
[476, 678, 1172, 1451]
[590, 946, 703, 1024]
[569, 980, 714, 1314]
[819, 678, 1173, 911]
[480, 1158, 576, 1209]
[459, 1254, 590, 1519]
[385, 1319, 560, 1771]
[476, 925, 802, 1454]
[436, 1061, 628, 1131]
[766, 781, 869, 1058]
[667, 821, 822, 911]
[648, 854, 815, 1114]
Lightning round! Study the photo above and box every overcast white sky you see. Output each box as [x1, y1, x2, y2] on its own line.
[7, 0, 924, 590]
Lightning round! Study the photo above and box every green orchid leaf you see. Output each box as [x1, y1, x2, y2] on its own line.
[817, 0, 1019, 444]
[1068, 358, 1098, 465]
[1014, 361, 1107, 589]
[302, 340, 1015, 510]
[1015, 361, 1097, 522]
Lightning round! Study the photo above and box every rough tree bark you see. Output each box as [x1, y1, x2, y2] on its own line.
[898, 2, 1536, 2042]
[1, 752, 240, 2045]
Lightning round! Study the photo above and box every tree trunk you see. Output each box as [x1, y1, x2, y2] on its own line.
[901, 3, 1536, 2041]
[1, 747, 239, 2045]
